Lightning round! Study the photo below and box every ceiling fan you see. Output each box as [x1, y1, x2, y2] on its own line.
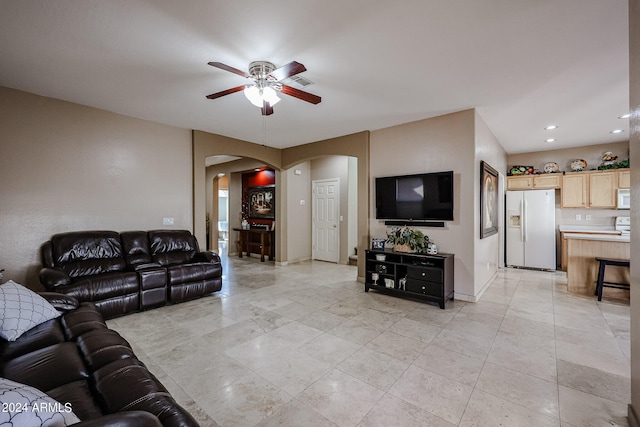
[206, 60, 321, 116]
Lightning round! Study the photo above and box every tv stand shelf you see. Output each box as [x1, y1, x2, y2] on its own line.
[365, 249, 454, 309]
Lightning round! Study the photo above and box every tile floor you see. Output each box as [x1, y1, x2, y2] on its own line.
[107, 253, 631, 427]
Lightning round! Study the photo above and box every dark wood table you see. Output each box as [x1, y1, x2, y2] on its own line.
[233, 228, 274, 262]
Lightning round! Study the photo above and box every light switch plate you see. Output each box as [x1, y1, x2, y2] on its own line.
[163, 217, 175, 225]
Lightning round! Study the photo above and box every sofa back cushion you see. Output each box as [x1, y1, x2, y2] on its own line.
[148, 230, 198, 266]
[120, 231, 153, 267]
[51, 231, 126, 278]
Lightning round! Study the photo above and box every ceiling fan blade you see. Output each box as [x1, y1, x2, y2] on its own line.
[279, 84, 322, 105]
[208, 62, 251, 78]
[261, 101, 274, 116]
[206, 85, 245, 99]
[268, 61, 307, 81]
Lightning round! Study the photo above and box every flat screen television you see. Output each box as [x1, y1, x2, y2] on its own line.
[375, 171, 454, 221]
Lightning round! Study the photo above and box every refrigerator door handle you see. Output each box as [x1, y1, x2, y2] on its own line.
[519, 199, 525, 242]
[523, 198, 528, 242]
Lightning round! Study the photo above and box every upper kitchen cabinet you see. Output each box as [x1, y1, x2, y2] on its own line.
[561, 170, 620, 208]
[533, 174, 562, 189]
[562, 172, 589, 208]
[617, 169, 630, 188]
[506, 174, 561, 190]
[589, 171, 618, 208]
[506, 176, 532, 190]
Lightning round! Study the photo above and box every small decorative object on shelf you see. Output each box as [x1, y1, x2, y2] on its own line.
[508, 165, 534, 176]
[371, 238, 386, 250]
[386, 227, 429, 253]
[543, 162, 559, 173]
[570, 159, 587, 171]
[427, 243, 438, 255]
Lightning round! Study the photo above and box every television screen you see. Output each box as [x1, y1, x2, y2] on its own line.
[375, 171, 454, 221]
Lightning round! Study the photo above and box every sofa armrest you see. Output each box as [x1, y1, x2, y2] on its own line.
[39, 267, 71, 288]
[193, 251, 220, 263]
[74, 411, 163, 427]
[39, 292, 80, 312]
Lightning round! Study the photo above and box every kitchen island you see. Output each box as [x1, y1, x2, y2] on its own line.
[565, 233, 630, 299]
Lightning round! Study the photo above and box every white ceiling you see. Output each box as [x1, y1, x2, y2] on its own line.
[0, 1, 630, 154]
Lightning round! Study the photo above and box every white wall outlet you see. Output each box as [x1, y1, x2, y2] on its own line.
[585, 214, 591, 221]
[294, 169, 302, 175]
[339, 215, 344, 221]
[162, 217, 174, 225]
[575, 214, 582, 221]
[300, 200, 305, 206]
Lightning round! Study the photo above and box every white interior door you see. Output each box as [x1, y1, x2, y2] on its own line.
[313, 179, 340, 263]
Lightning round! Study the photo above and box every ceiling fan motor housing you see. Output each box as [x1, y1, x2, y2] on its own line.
[248, 61, 277, 80]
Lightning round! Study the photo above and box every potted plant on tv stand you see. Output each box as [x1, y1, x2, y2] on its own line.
[386, 226, 429, 253]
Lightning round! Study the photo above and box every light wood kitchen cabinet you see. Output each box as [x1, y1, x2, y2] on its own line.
[562, 173, 588, 208]
[561, 170, 619, 208]
[507, 174, 561, 190]
[533, 174, 561, 189]
[506, 176, 532, 190]
[618, 169, 630, 188]
[589, 171, 618, 208]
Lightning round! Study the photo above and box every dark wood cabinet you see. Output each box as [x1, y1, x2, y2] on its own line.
[365, 250, 454, 309]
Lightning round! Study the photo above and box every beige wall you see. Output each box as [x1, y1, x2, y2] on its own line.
[474, 111, 507, 295]
[629, 0, 639, 423]
[285, 162, 312, 263]
[370, 110, 479, 300]
[0, 87, 192, 287]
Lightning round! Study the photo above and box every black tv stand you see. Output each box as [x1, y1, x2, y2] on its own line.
[365, 249, 454, 309]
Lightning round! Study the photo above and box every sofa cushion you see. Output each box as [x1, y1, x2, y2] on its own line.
[120, 231, 154, 267]
[51, 231, 126, 278]
[77, 329, 135, 371]
[148, 230, 197, 266]
[46, 380, 104, 421]
[2, 342, 89, 392]
[0, 318, 64, 364]
[55, 272, 139, 303]
[0, 377, 80, 427]
[0, 281, 61, 341]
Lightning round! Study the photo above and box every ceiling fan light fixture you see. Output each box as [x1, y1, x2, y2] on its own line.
[243, 85, 281, 108]
[243, 86, 263, 107]
[262, 86, 281, 106]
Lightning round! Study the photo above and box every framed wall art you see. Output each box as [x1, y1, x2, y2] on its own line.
[480, 161, 499, 239]
[248, 185, 275, 219]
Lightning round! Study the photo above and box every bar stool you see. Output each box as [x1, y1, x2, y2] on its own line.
[595, 257, 630, 301]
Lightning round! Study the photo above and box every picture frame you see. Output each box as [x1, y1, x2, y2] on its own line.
[248, 185, 275, 219]
[480, 161, 499, 239]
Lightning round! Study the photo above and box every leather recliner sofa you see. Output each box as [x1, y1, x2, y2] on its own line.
[0, 293, 200, 426]
[39, 230, 222, 319]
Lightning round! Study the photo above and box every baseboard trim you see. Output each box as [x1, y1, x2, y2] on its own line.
[629, 404, 639, 427]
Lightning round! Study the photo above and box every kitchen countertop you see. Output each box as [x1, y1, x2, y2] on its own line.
[559, 225, 621, 234]
[564, 233, 630, 243]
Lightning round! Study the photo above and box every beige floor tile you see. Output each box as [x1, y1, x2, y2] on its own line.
[475, 362, 559, 418]
[358, 394, 455, 427]
[256, 399, 336, 427]
[389, 365, 473, 425]
[412, 344, 485, 387]
[557, 359, 630, 404]
[365, 330, 428, 363]
[486, 330, 557, 382]
[298, 333, 361, 366]
[459, 389, 559, 427]
[297, 369, 385, 426]
[337, 346, 410, 391]
[558, 385, 629, 427]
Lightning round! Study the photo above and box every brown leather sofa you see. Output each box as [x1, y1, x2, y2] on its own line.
[39, 230, 222, 319]
[0, 293, 199, 426]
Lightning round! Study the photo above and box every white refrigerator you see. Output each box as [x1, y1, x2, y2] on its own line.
[506, 190, 556, 270]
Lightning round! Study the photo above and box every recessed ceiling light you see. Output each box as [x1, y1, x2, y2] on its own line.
[544, 125, 558, 130]
[619, 113, 631, 119]
[545, 138, 556, 143]
[611, 129, 625, 134]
